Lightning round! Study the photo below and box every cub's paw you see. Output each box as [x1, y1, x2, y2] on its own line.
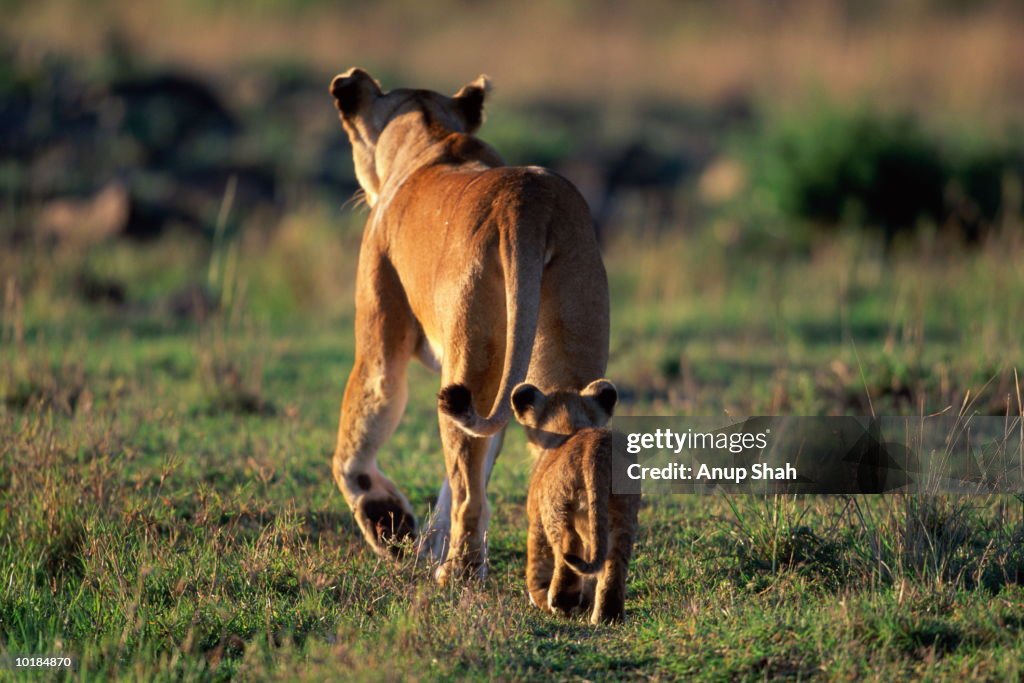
[547, 587, 586, 618]
[591, 601, 625, 625]
[528, 589, 553, 612]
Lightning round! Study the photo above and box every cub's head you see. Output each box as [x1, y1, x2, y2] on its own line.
[329, 68, 491, 207]
[511, 379, 618, 448]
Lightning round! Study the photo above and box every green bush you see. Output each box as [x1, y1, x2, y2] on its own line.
[734, 102, 1022, 242]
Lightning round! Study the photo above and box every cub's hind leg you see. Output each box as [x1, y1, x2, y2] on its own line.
[526, 515, 554, 611]
[547, 531, 586, 616]
[591, 509, 638, 624]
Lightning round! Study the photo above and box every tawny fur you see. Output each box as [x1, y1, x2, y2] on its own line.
[510, 378, 618, 449]
[327, 68, 609, 583]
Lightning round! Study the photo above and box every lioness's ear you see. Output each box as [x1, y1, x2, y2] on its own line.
[511, 382, 545, 426]
[453, 74, 491, 133]
[330, 67, 382, 117]
[582, 379, 618, 420]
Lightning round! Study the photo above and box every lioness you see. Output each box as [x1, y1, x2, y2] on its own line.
[328, 69, 609, 583]
[512, 381, 640, 624]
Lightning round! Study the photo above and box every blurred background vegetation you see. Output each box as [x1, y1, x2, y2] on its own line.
[3, 0, 1023, 413]
[1, 0, 1023, 416]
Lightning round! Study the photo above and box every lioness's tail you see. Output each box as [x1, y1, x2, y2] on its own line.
[437, 222, 545, 438]
[564, 439, 609, 575]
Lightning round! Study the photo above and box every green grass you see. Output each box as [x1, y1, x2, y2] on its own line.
[2, 219, 1024, 681]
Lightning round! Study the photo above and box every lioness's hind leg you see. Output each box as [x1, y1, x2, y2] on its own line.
[531, 241, 610, 392]
[434, 417, 502, 584]
[333, 354, 416, 557]
[332, 255, 418, 559]
[417, 476, 452, 561]
[419, 433, 501, 562]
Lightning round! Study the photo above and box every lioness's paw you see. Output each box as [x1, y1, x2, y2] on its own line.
[355, 496, 416, 558]
[341, 467, 417, 558]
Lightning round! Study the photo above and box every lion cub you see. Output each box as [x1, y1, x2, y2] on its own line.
[511, 380, 640, 624]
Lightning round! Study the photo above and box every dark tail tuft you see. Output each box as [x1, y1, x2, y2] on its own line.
[438, 384, 473, 417]
[564, 553, 602, 575]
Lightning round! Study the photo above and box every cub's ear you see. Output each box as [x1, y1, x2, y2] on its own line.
[511, 382, 545, 427]
[330, 67, 382, 117]
[453, 74, 491, 133]
[581, 379, 618, 421]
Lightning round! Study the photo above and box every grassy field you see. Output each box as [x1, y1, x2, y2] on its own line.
[2, 214, 1024, 680]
